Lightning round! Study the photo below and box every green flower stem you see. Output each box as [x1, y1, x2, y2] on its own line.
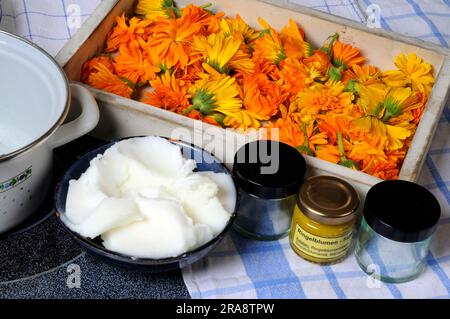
[320, 33, 339, 60]
[296, 122, 314, 156]
[337, 131, 347, 162]
[209, 113, 225, 126]
[382, 111, 393, 122]
[337, 131, 359, 169]
[200, 3, 212, 9]
[187, 91, 216, 115]
[302, 122, 310, 150]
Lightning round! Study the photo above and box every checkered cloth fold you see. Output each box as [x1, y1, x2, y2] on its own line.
[0, 0, 100, 56]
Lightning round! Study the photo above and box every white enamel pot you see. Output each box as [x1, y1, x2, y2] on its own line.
[0, 31, 99, 233]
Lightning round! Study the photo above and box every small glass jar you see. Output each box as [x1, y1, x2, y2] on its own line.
[290, 176, 359, 264]
[232, 140, 306, 241]
[355, 180, 441, 283]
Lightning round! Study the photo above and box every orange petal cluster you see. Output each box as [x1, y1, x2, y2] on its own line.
[81, 0, 435, 180]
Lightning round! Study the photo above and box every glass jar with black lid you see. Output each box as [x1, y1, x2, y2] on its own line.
[232, 140, 306, 241]
[355, 180, 441, 283]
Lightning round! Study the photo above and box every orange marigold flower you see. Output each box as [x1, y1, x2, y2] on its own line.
[347, 141, 402, 180]
[250, 54, 281, 81]
[382, 53, 435, 95]
[345, 64, 381, 84]
[410, 91, 428, 124]
[86, 63, 133, 98]
[351, 116, 412, 151]
[266, 114, 327, 153]
[316, 114, 352, 144]
[114, 41, 160, 84]
[203, 113, 225, 127]
[173, 59, 203, 85]
[292, 81, 355, 117]
[381, 87, 419, 122]
[280, 19, 313, 60]
[219, 14, 259, 47]
[186, 109, 202, 120]
[136, 36, 175, 72]
[344, 64, 388, 117]
[316, 144, 341, 164]
[180, 4, 224, 35]
[279, 57, 310, 99]
[148, 17, 203, 69]
[332, 39, 365, 70]
[300, 119, 329, 152]
[81, 56, 114, 82]
[192, 33, 254, 75]
[266, 115, 303, 148]
[135, 0, 176, 21]
[253, 18, 286, 67]
[223, 109, 264, 130]
[241, 73, 288, 119]
[142, 72, 190, 113]
[105, 14, 152, 52]
[303, 50, 332, 82]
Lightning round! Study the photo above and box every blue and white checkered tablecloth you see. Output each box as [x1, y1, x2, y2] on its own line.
[0, 0, 100, 56]
[1, 0, 449, 299]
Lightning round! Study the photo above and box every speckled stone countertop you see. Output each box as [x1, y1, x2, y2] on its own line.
[0, 136, 190, 299]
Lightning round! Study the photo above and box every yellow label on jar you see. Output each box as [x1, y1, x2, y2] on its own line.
[292, 224, 353, 261]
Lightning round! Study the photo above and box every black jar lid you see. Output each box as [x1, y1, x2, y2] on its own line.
[364, 180, 441, 243]
[232, 140, 306, 199]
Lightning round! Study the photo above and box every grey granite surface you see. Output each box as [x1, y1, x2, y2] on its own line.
[0, 136, 190, 299]
[0, 215, 190, 299]
[0, 217, 80, 282]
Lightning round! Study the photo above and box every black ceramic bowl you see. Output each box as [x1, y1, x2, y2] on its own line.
[55, 137, 238, 272]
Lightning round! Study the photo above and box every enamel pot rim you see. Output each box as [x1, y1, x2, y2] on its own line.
[0, 30, 70, 163]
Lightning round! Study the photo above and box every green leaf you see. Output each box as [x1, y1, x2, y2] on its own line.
[344, 79, 357, 93]
[191, 91, 216, 115]
[209, 113, 225, 126]
[382, 97, 403, 122]
[339, 160, 359, 170]
[165, 7, 180, 19]
[333, 58, 348, 70]
[305, 42, 314, 58]
[329, 66, 342, 82]
[370, 102, 384, 118]
[274, 50, 286, 68]
[320, 46, 331, 57]
[162, 0, 175, 8]
[208, 60, 230, 74]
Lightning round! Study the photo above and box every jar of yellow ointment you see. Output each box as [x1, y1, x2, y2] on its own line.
[289, 175, 359, 265]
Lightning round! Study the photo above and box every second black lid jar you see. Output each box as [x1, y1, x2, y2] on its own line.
[355, 180, 441, 283]
[232, 140, 306, 241]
